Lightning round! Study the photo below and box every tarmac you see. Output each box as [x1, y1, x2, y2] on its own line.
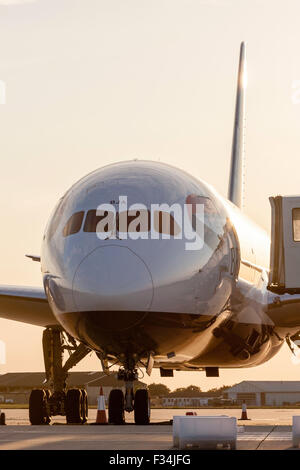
[0, 409, 299, 450]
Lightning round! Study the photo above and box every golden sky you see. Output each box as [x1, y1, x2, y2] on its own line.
[1, 0, 300, 390]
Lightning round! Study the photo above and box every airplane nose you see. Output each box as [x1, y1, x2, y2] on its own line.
[72, 245, 154, 314]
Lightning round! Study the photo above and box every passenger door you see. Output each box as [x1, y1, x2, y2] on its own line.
[269, 195, 300, 293]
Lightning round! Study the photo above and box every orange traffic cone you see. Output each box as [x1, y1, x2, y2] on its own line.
[96, 386, 107, 424]
[239, 401, 250, 420]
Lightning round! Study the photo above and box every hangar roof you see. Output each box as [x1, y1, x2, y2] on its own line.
[167, 391, 220, 398]
[86, 373, 145, 388]
[224, 381, 300, 393]
[0, 372, 146, 389]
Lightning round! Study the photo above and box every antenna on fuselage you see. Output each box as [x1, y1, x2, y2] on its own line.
[228, 41, 247, 209]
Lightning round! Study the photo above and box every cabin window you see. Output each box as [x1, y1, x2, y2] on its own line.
[292, 208, 300, 241]
[63, 211, 84, 237]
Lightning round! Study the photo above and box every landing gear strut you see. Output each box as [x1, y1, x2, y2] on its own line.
[108, 367, 150, 425]
[29, 327, 90, 425]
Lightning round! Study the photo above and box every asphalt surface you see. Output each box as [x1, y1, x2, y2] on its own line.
[0, 409, 299, 450]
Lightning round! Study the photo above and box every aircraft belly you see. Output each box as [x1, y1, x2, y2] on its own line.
[57, 304, 283, 369]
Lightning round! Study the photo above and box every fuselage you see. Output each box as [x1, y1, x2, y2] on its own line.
[40, 161, 296, 371]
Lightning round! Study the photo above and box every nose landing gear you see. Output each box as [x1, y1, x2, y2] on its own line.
[108, 367, 150, 425]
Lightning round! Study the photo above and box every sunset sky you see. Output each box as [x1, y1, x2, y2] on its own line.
[1, 0, 300, 390]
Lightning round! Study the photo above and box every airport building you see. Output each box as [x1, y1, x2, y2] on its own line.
[162, 391, 221, 407]
[224, 381, 300, 406]
[86, 374, 146, 405]
[0, 372, 146, 404]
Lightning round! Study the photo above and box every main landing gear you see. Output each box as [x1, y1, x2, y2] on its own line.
[29, 328, 151, 425]
[108, 368, 150, 425]
[29, 327, 90, 425]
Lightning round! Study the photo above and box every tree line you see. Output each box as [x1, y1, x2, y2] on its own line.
[147, 383, 236, 397]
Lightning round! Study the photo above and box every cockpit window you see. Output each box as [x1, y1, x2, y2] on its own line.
[83, 209, 112, 232]
[153, 211, 181, 236]
[82, 209, 179, 235]
[83, 209, 151, 233]
[186, 195, 217, 214]
[186, 194, 218, 230]
[63, 211, 84, 237]
[118, 210, 151, 232]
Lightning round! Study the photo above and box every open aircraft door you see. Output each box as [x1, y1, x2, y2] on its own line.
[269, 195, 300, 294]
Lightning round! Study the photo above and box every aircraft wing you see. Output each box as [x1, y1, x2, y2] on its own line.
[0, 285, 59, 327]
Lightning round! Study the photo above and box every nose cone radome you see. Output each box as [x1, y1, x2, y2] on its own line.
[72, 245, 154, 312]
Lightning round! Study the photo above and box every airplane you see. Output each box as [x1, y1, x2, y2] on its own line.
[1, 42, 300, 425]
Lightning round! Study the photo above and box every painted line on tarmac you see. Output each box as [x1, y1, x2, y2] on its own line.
[0, 435, 74, 450]
[265, 434, 292, 440]
[238, 434, 268, 441]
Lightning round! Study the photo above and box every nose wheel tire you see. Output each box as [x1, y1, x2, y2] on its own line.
[66, 389, 84, 424]
[134, 389, 150, 425]
[108, 389, 125, 424]
[29, 389, 50, 425]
